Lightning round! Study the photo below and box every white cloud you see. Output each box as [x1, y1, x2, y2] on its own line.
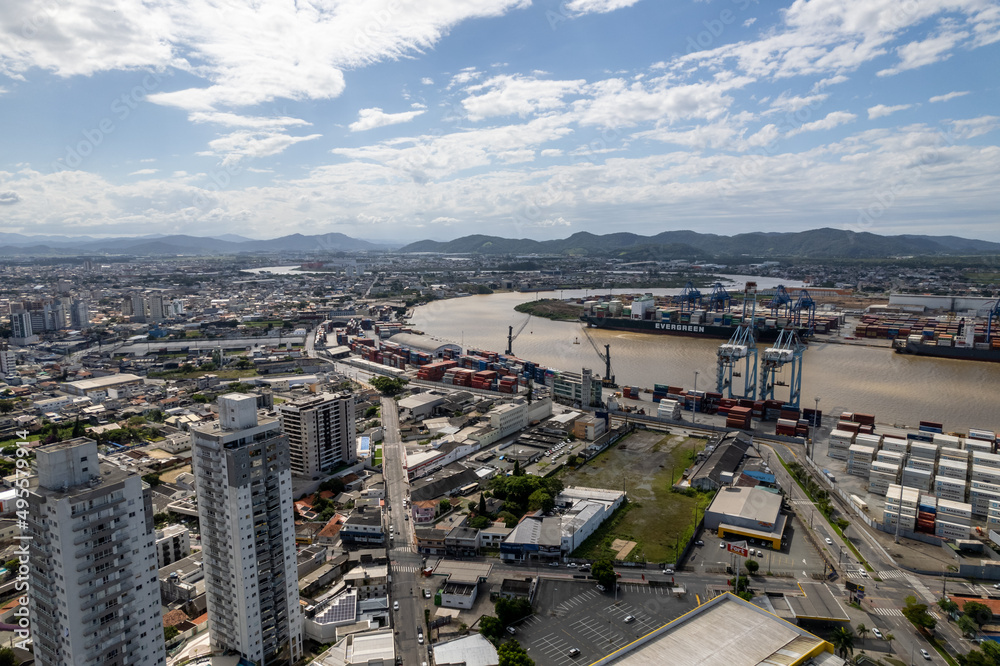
[540, 149, 563, 157]
[128, 168, 158, 176]
[877, 30, 969, 76]
[431, 216, 460, 225]
[461, 75, 585, 120]
[349, 107, 426, 132]
[188, 111, 313, 129]
[786, 111, 857, 136]
[743, 18, 757, 27]
[563, 0, 641, 15]
[949, 116, 1000, 139]
[421, 77, 434, 85]
[448, 67, 483, 88]
[768, 92, 829, 114]
[930, 90, 970, 103]
[867, 103, 912, 119]
[201, 130, 322, 166]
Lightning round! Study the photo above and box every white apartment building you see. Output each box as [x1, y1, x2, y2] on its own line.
[277, 392, 356, 479]
[192, 394, 302, 666]
[26, 437, 166, 666]
[155, 524, 191, 569]
[0, 343, 16, 375]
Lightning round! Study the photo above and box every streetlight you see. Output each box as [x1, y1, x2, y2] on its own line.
[692, 371, 699, 426]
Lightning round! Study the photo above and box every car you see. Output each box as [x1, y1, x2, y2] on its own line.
[393, 601, 399, 611]
[549, 561, 560, 567]
[825, 537, 833, 545]
[506, 626, 516, 635]
[859, 570, 868, 577]
[920, 648, 931, 660]
[418, 634, 424, 645]
[579, 564, 590, 571]
[720, 542, 727, 548]
[994, 583, 1000, 590]
[404, 514, 409, 521]
[662, 568, 674, 575]
[424, 589, 432, 599]
[695, 540, 704, 546]
[568, 648, 580, 657]
[596, 584, 606, 592]
[756, 549, 763, 557]
[872, 628, 883, 639]
[566, 563, 577, 568]
[624, 615, 635, 623]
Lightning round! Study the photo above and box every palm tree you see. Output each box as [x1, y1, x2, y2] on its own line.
[831, 626, 855, 659]
[856, 623, 868, 648]
[884, 633, 895, 655]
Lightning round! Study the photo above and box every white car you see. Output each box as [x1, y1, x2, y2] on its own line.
[662, 568, 674, 575]
[825, 537, 833, 545]
[920, 648, 931, 660]
[871, 628, 882, 639]
[393, 601, 399, 611]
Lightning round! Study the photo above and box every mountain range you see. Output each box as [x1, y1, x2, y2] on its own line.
[1, 228, 999, 259]
[0, 232, 388, 256]
[399, 229, 1000, 259]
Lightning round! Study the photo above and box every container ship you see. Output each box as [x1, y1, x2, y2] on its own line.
[579, 290, 828, 341]
[895, 333, 1000, 363]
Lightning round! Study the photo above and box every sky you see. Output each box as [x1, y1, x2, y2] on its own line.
[1, 0, 999, 243]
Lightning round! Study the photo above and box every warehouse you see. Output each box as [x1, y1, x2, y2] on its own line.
[59, 373, 144, 399]
[386, 332, 462, 358]
[703, 486, 786, 549]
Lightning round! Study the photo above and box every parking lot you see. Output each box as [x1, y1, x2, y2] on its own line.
[688, 512, 827, 577]
[514, 578, 697, 666]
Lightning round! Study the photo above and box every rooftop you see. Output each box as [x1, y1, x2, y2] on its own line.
[432, 633, 499, 666]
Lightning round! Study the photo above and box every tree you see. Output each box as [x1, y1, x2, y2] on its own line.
[468, 501, 477, 512]
[0, 646, 15, 666]
[830, 626, 854, 659]
[495, 597, 532, 627]
[592, 559, 617, 589]
[512, 459, 522, 476]
[958, 614, 980, 638]
[744, 559, 759, 575]
[192, 393, 210, 403]
[498, 511, 519, 528]
[469, 515, 491, 530]
[855, 623, 868, 648]
[479, 493, 488, 516]
[364, 405, 380, 418]
[902, 596, 937, 633]
[497, 640, 535, 666]
[883, 632, 895, 653]
[938, 598, 960, 616]
[142, 473, 161, 487]
[962, 601, 992, 630]
[164, 625, 180, 641]
[71, 416, 85, 437]
[371, 376, 408, 396]
[527, 489, 554, 513]
[959, 648, 998, 666]
[439, 498, 451, 515]
[0, 400, 13, 414]
[479, 615, 504, 644]
[319, 477, 346, 494]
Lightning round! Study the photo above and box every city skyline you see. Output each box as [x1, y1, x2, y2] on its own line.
[1, 1, 999, 241]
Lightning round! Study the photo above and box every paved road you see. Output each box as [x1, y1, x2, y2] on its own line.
[382, 396, 426, 665]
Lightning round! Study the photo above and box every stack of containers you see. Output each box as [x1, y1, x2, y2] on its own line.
[653, 384, 670, 403]
[969, 428, 998, 447]
[883, 484, 918, 531]
[935, 499, 972, 539]
[828, 429, 856, 460]
[934, 433, 963, 450]
[847, 444, 876, 477]
[919, 420, 945, 434]
[416, 360, 458, 382]
[988, 498, 1000, 532]
[498, 376, 517, 393]
[917, 495, 937, 533]
[934, 473, 967, 502]
[775, 418, 799, 437]
[966, 438, 995, 456]
[904, 441, 937, 491]
[868, 459, 900, 495]
[969, 451, 1000, 517]
[657, 399, 681, 420]
[881, 436, 909, 455]
[471, 370, 497, 391]
[725, 406, 751, 429]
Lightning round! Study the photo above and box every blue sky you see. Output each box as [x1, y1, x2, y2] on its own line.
[1, 0, 998, 242]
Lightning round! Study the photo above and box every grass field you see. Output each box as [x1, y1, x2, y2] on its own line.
[149, 368, 260, 380]
[559, 430, 711, 564]
[514, 299, 584, 321]
[373, 445, 383, 467]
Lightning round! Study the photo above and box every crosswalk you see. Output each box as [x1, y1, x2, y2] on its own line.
[845, 569, 907, 580]
[391, 545, 414, 554]
[870, 607, 940, 619]
[392, 564, 418, 573]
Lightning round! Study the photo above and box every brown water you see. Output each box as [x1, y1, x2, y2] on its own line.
[411, 285, 1000, 432]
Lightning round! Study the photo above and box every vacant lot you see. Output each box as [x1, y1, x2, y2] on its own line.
[558, 430, 711, 564]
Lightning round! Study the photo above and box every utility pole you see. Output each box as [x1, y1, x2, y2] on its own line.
[692, 371, 699, 426]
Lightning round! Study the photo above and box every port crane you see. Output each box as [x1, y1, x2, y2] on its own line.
[988, 297, 1000, 344]
[740, 282, 757, 320]
[766, 285, 793, 319]
[706, 283, 731, 312]
[581, 326, 617, 387]
[791, 289, 816, 333]
[505, 315, 532, 355]
[716, 325, 757, 400]
[758, 328, 805, 409]
[675, 282, 702, 312]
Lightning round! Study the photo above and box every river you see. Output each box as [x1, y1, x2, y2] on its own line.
[410, 281, 1000, 432]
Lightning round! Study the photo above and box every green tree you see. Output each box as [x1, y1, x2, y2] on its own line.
[512, 459, 521, 477]
[884, 632, 895, 653]
[962, 601, 992, 630]
[469, 515, 491, 530]
[958, 614, 980, 638]
[495, 597, 532, 627]
[939, 598, 960, 615]
[497, 640, 535, 666]
[498, 511, 519, 528]
[0, 646, 16, 666]
[830, 626, 854, 659]
[855, 623, 868, 648]
[959, 648, 998, 666]
[319, 477, 346, 494]
[192, 393, 210, 403]
[479, 493, 488, 516]
[744, 559, 760, 575]
[364, 405, 380, 418]
[468, 501, 477, 512]
[439, 498, 451, 515]
[142, 473, 161, 487]
[71, 416, 85, 438]
[164, 625, 179, 641]
[371, 376, 408, 396]
[479, 615, 504, 644]
[0, 400, 14, 414]
[592, 559, 617, 589]
[902, 595, 937, 633]
[527, 489, 554, 513]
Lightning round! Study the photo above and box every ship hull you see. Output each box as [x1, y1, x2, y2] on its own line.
[581, 315, 801, 341]
[896, 340, 1000, 363]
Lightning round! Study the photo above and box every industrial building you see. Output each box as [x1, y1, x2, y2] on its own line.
[596, 592, 840, 666]
[689, 431, 753, 491]
[704, 486, 786, 549]
[59, 372, 144, 398]
[386, 332, 462, 358]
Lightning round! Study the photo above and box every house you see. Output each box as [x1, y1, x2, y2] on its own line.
[340, 508, 385, 548]
[445, 527, 481, 558]
[412, 500, 438, 524]
[415, 528, 447, 556]
[480, 524, 512, 548]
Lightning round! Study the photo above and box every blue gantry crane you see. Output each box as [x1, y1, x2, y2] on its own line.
[791, 288, 816, 334]
[675, 281, 702, 312]
[741, 281, 758, 320]
[758, 328, 806, 409]
[767, 285, 793, 319]
[716, 324, 757, 400]
[988, 297, 1000, 344]
[706, 283, 731, 312]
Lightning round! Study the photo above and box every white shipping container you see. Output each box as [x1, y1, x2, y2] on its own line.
[829, 429, 856, 445]
[972, 465, 1000, 485]
[937, 459, 969, 480]
[936, 498, 973, 520]
[940, 447, 970, 461]
[910, 442, 938, 460]
[973, 451, 1000, 468]
[934, 433, 962, 449]
[881, 437, 909, 453]
[855, 433, 882, 448]
[908, 458, 936, 473]
[935, 519, 970, 540]
[969, 428, 997, 442]
[965, 439, 994, 455]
